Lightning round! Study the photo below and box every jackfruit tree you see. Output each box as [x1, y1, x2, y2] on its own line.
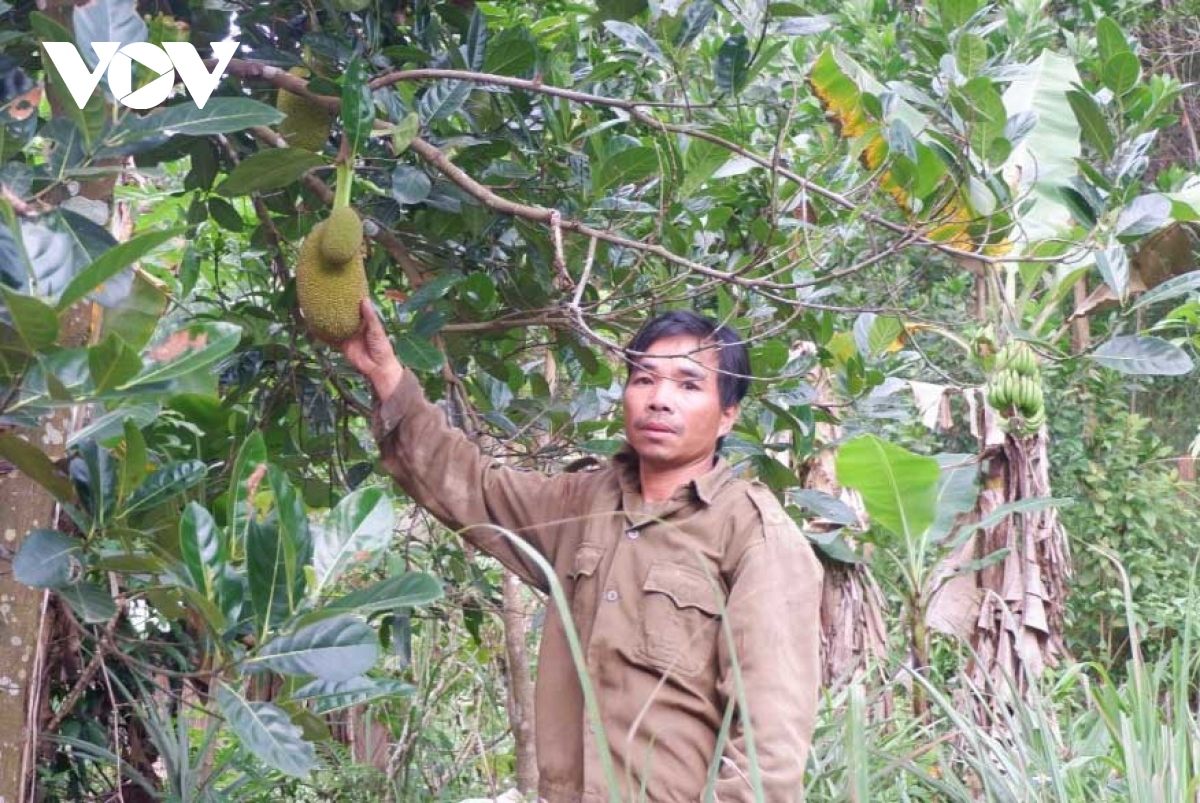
[0, 0, 1199, 799]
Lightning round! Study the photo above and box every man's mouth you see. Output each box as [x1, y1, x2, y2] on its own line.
[639, 422, 676, 434]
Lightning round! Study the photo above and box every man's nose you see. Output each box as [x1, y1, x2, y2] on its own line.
[647, 383, 674, 412]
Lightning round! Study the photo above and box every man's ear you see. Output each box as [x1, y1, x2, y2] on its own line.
[718, 404, 739, 437]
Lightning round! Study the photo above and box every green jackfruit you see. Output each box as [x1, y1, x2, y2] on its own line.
[296, 221, 369, 341]
[320, 206, 364, 265]
[275, 69, 332, 152]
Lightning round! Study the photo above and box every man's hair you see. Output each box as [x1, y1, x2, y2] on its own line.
[623, 310, 751, 409]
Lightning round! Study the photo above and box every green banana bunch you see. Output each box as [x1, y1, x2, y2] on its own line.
[985, 342, 1045, 437]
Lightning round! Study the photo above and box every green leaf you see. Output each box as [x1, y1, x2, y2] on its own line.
[786, 489, 858, 527]
[341, 57, 376, 155]
[1094, 243, 1129, 299]
[118, 419, 147, 501]
[1095, 17, 1130, 65]
[180, 502, 223, 595]
[120, 322, 241, 389]
[1090, 335, 1194, 375]
[956, 76, 1007, 166]
[216, 683, 316, 778]
[268, 466, 311, 604]
[1103, 52, 1140, 96]
[59, 581, 117, 623]
[464, 7, 488, 71]
[290, 677, 414, 714]
[13, 529, 82, 589]
[955, 33, 987, 76]
[88, 333, 142, 393]
[1066, 90, 1113, 162]
[1131, 270, 1200, 311]
[1, 288, 58, 351]
[391, 165, 432, 205]
[603, 21, 667, 66]
[248, 519, 299, 630]
[926, 454, 979, 543]
[596, 146, 658, 192]
[1116, 193, 1172, 237]
[250, 615, 379, 681]
[483, 26, 536, 76]
[228, 430, 267, 550]
[392, 332, 444, 373]
[123, 460, 206, 517]
[597, 0, 648, 21]
[314, 486, 396, 594]
[945, 547, 1011, 580]
[674, 0, 715, 48]
[835, 435, 940, 541]
[56, 228, 181, 311]
[389, 112, 420, 155]
[134, 98, 284, 139]
[715, 35, 750, 94]
[0, 435, 75, 502]
[216, 150, 326, 197]
[73, 0, 147, 64]
[418, 80, 471, 124]
[936, 0, 978, 29]
[321, 572, 444, 617]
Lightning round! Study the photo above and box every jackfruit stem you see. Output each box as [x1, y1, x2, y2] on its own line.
[334, 160, 353, 210]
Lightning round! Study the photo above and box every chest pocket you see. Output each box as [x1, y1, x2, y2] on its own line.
[567, 544, 605, 632]
[636, 561, 724, 679]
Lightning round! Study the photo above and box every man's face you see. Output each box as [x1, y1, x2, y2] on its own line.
[622, 333, 739, 471]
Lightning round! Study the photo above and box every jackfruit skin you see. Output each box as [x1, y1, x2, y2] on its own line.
[296, 222, 369, 341]
[320, 206, 364, 265]
[275, 76, 332, 152]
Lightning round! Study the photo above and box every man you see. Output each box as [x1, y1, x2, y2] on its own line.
[339, 299, 822, 802]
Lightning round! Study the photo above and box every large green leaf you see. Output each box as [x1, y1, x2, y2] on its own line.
[131, 99, 284, 139]
[59, 581, 117, 623]
[926, 454, 980, 543]
[228, 430, 267, 551]
[418, 80, 470, 124]
[1090, 336, 1194, 376]
[0, 434, 75, 502]
[87, 333, 142, 393]
[1131, 270, 1200, 311]
[674, 0, 716, 48]
[248, 520, 299, 630]
[250, 615, 379, 681]
[604, 21, 667, 66]
[1001, 50, 1082, 243]
[1, 288, 58, 352]
[595, 146, 658, 193]
[73, 0, 147, 70]
[179, 501, 223, 595]
[320, 572, 444, 618]
[56, 228, 181, 311]
[714, 35, 750, 94]
[267, 466, 311, 605]
[216, 684, 316, 778]
[13, 529, 82, 589]
[483, 26, 536, 76]
[314, 486, 396, 594]
[290, 677, 414, 714]
[835, 435, 940, 541]
[120, 322, 241, 389]
[123, 460, 207, 516]
[216, 150, 326, 197]
[341, 57, 376, 156]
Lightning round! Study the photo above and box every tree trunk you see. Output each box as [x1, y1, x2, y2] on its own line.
[0, 308, 91, 803]
[500, 572, 538, 794]
[928, 396, 1069, 717]
[799, 348, 889, 691]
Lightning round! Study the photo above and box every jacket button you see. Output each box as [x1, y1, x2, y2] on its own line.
[626, 529, 639, 540]
[604, 589, 619, 602]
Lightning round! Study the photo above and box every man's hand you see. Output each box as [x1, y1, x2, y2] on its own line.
[337, 298, 404, 399]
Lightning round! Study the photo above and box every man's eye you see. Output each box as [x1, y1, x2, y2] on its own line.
[681, 381, 700, 391]
[634, 375, 653, 385]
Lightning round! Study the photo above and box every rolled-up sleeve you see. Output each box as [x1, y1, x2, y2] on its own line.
[715, 496, 823, 803]
[371, 368, 587, 591]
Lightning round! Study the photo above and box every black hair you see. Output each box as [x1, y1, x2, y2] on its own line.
[623, 310, 751, 409]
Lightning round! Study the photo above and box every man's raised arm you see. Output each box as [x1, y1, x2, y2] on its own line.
[336, 299, 589, 590]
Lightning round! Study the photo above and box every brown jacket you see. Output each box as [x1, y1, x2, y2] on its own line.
[374, 368, 823, 803]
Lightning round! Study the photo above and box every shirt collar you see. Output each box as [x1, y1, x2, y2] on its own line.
[613, 442, 732, 506]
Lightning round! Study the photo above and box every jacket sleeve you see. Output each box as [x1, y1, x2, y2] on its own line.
[714, 491, 823, 803]
[371, 367, 590, 592]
